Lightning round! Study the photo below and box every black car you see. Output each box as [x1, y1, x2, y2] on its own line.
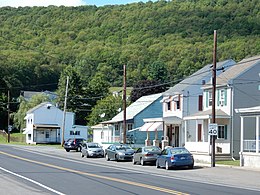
[105, 144, 134, 161]
[64, 138, 86, 152]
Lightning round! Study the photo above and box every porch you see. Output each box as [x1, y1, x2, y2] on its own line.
[236, 106, 260, 168]
[33, 124, 61, 144]
[183, 109, 232, 162]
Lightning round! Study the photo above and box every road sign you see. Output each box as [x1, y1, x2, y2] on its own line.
[208, 123, 218, 135]
[8, 125, 12, 132]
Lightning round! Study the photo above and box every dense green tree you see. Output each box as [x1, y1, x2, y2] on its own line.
[147, 61, 168, 83]
[87, 95, 123, 126]
[0, 0, 260, 128]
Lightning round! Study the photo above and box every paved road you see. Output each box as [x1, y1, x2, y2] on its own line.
[0, 144, 260, 195]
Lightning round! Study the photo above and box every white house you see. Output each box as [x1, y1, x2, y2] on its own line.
[183, 55, 260, 162]
[92, 124, 113, 144]
[235, 106, 260, 168]
[160, 59, 236, 149]
[23, 102, 88, 144]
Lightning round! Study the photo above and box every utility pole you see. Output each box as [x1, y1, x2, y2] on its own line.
[211, 30, 217, 167]
[61, 76, 69, 147]
[7, 90, 10, 143]
[123, 64, 127, 144]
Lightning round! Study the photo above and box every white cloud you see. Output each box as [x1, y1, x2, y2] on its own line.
[0, 0, 86, 7]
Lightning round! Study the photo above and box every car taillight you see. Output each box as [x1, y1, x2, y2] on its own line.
[73, 140, 76, 144]
[170, 156, 174, 161]
[145, 153, 153, 156]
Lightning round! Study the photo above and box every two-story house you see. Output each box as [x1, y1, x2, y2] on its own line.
[183, 55, 260, 161]
[161, 59, 236, 149]
[23, 102, 88, 144]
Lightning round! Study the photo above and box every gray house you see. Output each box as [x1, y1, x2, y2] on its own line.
[102, 93, 163, 146]
[160, 59, 236, 149]
[184, 55, 260, 161]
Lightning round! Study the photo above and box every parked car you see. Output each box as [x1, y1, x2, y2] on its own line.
[105, 144, 134, 161]
[64, 138, 86, 152]
[81, 142, 104, 158]
[133, 146, 162, 166]
[156, 147, 194, 170]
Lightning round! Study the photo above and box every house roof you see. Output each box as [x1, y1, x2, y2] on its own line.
[203, 55, 260, 89]
[235, 106, 260, 116]
[163, 59, 235, 96]
[102, 93, 162, 124]
[26, 102, 53, 114]
[183, 109, 230, 120]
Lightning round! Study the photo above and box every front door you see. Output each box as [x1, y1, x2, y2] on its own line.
[173, 126, 179, 147]
[45, 130, 50, 142]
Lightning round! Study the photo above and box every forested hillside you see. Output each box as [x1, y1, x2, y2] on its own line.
[0, 0, 259, 127]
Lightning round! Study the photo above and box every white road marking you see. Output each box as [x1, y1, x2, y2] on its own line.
[10, 146, 260, 192]
[0, 166, 65, 195]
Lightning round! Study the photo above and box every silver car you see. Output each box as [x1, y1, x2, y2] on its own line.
[105, 144, 134, 161]
[133, 146, 162, 166]
[81, 142, 104, 158]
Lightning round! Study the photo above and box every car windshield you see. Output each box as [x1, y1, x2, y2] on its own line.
[116, 145, 131, 150]
[144, 146, 161, 152]
[170, 148, 190, 154]
[88, 143, 100, 148]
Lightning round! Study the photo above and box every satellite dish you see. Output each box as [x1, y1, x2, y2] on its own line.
[99, 113, 105, 118]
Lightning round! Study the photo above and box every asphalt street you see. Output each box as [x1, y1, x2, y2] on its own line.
[0, 144, 260, 195]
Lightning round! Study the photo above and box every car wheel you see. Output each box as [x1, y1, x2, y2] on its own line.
[65, 149, 70, 152]
[105, 153, 110, 161]
[132, 157, 136, 165]
[140, 158, 145, 166]
[81, 152, 84, 158]
[86, 152, 89, 158]
[77, 146, 82, 152]
[156, 160, 160, 168]
[115, 155, 119, 162]
[165, 161, 170, 170]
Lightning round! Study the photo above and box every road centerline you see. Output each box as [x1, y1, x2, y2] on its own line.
[0, 150, 188, 195]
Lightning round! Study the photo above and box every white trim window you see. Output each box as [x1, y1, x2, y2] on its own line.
[208, 91, 212, 106]
[218, 125, 227, 139]
[127, 123, 133, 130]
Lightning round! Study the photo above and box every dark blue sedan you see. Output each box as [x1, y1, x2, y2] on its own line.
[156, 147, 194, 170]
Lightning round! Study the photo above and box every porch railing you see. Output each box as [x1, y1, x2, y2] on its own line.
[243, 140, 260, 153]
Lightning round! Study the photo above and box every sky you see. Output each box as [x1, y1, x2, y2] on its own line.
[0, 0, 156, 7]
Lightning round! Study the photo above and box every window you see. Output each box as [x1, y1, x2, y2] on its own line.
[208, 91, 212, 106]
[115, 124, 119, 131]
[218, 125, 227, 139]
[28, 134, 31, 140]
[70, 131, 80, 135]
[218, 89, 227, 106]
[46, 131, 50, 138]
[127, 123, 133, 130]
[198, 95, 203, 111]
[167, 102, 171, 111]
[176, 100, 180, 110]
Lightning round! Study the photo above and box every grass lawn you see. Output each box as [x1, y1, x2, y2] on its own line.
[216, 160, 240, 166]
[0, 132, 26, 145]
